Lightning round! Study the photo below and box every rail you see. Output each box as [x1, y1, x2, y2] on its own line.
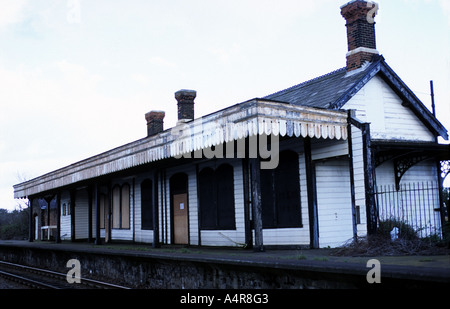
[0, 269, 61, 289]
[0, 260, 131, 289]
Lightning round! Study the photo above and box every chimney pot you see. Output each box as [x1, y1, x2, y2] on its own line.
[175, 89, 196, 122]
[145, 110, 165, 136]
[341, 0, 379, 71]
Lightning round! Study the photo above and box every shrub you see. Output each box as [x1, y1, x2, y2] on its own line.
[377, 219, 417, 241]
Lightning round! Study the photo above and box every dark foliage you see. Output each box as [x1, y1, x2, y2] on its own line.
[0, 207, 29, 240]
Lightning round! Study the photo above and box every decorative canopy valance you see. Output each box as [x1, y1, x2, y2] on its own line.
[14, 99, 348, 198]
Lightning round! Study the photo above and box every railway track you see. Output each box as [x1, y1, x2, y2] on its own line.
[0, 260, 131, 289]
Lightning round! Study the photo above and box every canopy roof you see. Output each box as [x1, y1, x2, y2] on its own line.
[14, 99, 348, 198]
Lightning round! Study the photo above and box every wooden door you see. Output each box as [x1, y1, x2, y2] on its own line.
[173, 193, 188, 244]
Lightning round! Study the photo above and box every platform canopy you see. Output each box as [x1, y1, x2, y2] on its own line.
[13, 99, 348, 199]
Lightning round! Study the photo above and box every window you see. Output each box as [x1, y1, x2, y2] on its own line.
[112, 183, 130, 229]
[198, 164, 235, 230]
[261, 150, 302, 228]
[141, 179, 153, 230]
[61, 202, 71, 217]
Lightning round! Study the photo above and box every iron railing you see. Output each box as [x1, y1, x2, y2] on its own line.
[375, 182, 442, 238]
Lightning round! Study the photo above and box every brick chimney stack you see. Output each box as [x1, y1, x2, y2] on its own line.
[175, 89, 196, 123]
[145, 110, 165, 136]
[341, 0, 379, 71]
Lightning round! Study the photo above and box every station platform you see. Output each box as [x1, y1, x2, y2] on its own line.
[0, 240, 449, 289]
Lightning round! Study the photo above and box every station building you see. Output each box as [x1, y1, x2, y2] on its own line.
[14, 0, 449, 249]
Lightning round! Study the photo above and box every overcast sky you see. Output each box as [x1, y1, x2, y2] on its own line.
[1, 0, 449, 211]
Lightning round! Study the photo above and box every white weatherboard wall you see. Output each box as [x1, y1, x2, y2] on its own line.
[343, 75, 435, 142]
[343, 73, 441, 237]
[315, 158, 353, 248]
[376, 160, 438, 186]
[188, 166, 199, 246]
[311, 139, 355, 248]
[375, 159, 441, 237]
[350, 125, 367, 237]
[60, 190, 71, 240]
[75, 189, 89, 240]
[342, 73, 442, 239]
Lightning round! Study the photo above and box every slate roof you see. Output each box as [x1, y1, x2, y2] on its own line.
[263, 61, 375, 109]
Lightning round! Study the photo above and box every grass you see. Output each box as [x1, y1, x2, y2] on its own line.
[313, 257, 328, 262]
[418, 258, 434, 263]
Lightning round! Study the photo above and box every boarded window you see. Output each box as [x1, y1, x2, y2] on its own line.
[112, 186, 121, 229]
[199, 168, 215, 229]
[141, 179, 153, 230]
[199, 164, 235, 230]
[170, 173, 188, 195]
[216, 164, 235, 229]
[261, 150, 302, 228]
[261, 168, 275, 227]
[112, 183, 130, 229]
[121, 184, 130, 229]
